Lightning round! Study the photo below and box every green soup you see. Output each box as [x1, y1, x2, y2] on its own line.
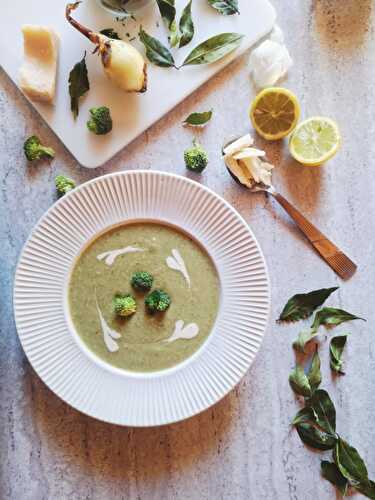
[68, 222, 220, 372]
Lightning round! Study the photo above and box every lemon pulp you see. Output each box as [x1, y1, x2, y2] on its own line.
[289, 117, 340, 166]
[250, 87, 300, 141]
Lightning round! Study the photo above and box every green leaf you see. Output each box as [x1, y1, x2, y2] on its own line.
[68, 52, 90, 120]
[295, 423, 337, 451]
[169, 20, 180, 47]
[293, 328, 319, 353]
[179, 0, 194, 48]
[312, 307, 365, 331]
[181, 32, 244, 66]
[183, 110, 213, 126]
[155, 0, 179, 46]
[155, 0, 176, 29]
[330, 334, 349, 374]
[289, 364, 312, 397]
[307, 350, 322, 393]
[321, 461, 348, 495]
[292, 388, 337, 451]
[310, 389, 336, 434]
[292, 390, 336, 435]
[208, 0, 239, 15]
[100, 28, 121, 40]
[138, 27, 175, 67]
[334, 437, 369, 486]
[278, 287, 338, 322]
[356, 480, 375, 499]
[292, 406, 318, 426]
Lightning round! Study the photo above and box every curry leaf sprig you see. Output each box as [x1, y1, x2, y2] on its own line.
[279, 287, 364, 362]
[138, 29, 244, 68]
[293, 396, 375, 500]
[285, 287, 373, 498]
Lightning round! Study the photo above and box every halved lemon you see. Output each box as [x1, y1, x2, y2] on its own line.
[250, 87, 300, 141]
[289, 117, 340, 166]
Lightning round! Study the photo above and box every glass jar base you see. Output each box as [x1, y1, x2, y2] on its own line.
[97, 0, 152, 16]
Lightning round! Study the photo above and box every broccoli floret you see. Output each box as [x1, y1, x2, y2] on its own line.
[131, 271, 154, 291]
[113, 294, 137, 317]
[184, 138, 208, 173]
[87, 106, 113, 135]
[24, 135, 55, 161]
[55, 175, 76, 197]
[145, 289, 171, 313]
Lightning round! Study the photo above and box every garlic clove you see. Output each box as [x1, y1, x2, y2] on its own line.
[249, 39, 292, 88]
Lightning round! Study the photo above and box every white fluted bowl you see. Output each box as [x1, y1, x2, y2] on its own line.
[13, 171, 270, 426]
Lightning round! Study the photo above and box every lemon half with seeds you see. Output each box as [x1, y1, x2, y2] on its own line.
[289, 117, 340, 166]
[250, 87, 300, 141]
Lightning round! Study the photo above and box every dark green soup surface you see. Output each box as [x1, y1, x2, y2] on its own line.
[68, 223, 220, 372]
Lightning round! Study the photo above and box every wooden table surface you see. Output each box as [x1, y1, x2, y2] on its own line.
[1, 1, 375, 498]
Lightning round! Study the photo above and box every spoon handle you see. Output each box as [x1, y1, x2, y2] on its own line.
[271, 191, 357, 280]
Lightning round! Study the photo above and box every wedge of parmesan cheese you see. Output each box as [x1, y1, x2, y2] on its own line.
[19, 25, 59, 104]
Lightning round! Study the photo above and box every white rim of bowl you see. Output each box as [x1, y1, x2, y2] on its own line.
[13, 170, 271, 426]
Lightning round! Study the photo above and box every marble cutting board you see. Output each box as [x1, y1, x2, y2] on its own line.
[0, 0, 276, 167]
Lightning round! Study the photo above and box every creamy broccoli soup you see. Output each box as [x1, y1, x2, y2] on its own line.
[68, 223, 220, 372]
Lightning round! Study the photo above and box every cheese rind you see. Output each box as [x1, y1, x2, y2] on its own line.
[19, 25, 59, 104]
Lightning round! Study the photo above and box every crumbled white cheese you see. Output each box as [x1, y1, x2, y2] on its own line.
[223, 134, 254, 156]
[224, 135, 274, 187]
[249, 25, 292, 88]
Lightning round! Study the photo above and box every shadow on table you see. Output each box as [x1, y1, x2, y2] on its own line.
[278, 155, 324, 215]
[254, 137, 324, 214]
[26, 365, 239, 483]
[312, 0, 373, 53]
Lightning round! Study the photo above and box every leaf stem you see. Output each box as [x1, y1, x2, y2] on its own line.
[66, 2, 100, 45]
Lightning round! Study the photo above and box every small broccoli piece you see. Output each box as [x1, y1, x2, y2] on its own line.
[87, 106, 113, 135]
[145, 289, 171, 313]
[55, 175, 76, 197]
[24, 135, 55, 161]
[184, 138, 208, 173]
[131, 271, 154, 291]
[113, 294, 137, 317]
